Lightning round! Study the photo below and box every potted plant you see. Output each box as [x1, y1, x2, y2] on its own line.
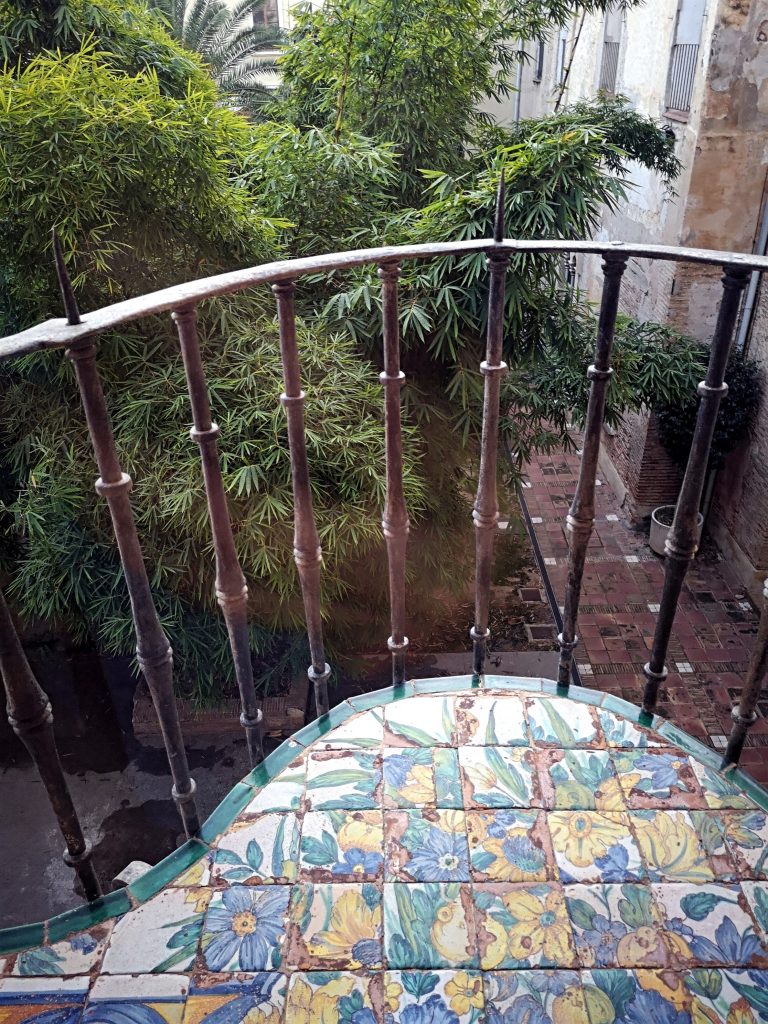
[652, 350, 762, 557]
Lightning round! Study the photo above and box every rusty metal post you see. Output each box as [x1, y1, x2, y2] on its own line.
[642, 265, 750, 715]
[378, 262, 410, 687]
[172, 306, 264, 765]
[471, 176, 509, 679]
[53, 236, 200, 837]
[0, 588, 101, 901]
[557, 253, 627, 688]
[273, 281, 330, 717]
[723, 576, 768, 767]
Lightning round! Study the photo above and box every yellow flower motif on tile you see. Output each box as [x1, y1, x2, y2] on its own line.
[183, 889, 211, 913]
[482, 830, 545, 882]
[308, 890, 381, 968]
[595, 776, 627, 811]
[445, 972, 483, 1015]
[632, 811, 713, 881]
[552, 985, 589, 1024]
[286, 977, 356, 1024]
[549, 812, 627, 867]
[616, 926, 667, 965]
[400, 764, 435, 803]
[384, 980, 403, 1012]
[337, 814, 382, 853]
[242, 1008, 280, 1024]
[726, 998, 758, 1024]
[637, 969, 691, 1012]
[464, 762, 497, 791]
[691, 1001, 724, 1024]
[504, 888, 572, 963]
[431, 901, 469, 962]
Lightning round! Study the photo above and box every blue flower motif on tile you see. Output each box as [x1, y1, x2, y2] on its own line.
[202, 886, 289, 972]
[582, 970, 689, 1024]
[613, 750, 704, 809]
[383, 748, 463, 808]
[385, 810, 470, 882]
[597, 710, 662, 749]
[566, 884, 669, 968]
[299, 810, 384, 882]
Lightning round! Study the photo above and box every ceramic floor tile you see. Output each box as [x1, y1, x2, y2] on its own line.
[384, 695, 456, 747]
[683, 968, 768, 1022]
[483, 970, 589, 1024]
[581, 970, 691, 1024]
[690, 811, 741, 881]
[472, 882, 577, 970]
[539, 749, 623, 811]
[384, 809, 469, 882]
[305, 750, 381, 810]
[548, 811, 645, 883]
[285, 883, 382, 970]
[382, 747, 462, 809]
[299, 810, 384, 882]
[612, 749, 707, 809]
[211, 814, 300, 885]
[466, 809, 555, 883]
[716, 809, 768, 879]
[0, 977, 89, 1024]
[200, 886, 290, 972]
[458, 746, 539, 808]
[183, 973, 285, 1024]
[526, 697, 601, 748]
[596, 709, 664, 748]
[384, 970, 483, 1021]
[11, 924, 111, 977]
[243, 764, 305, 814]
[284, 972, 378, 1023]
[630, 810, 717, 884]
[102, 888, 211, 975]
[690, 761, 758, 809]
[383, 883, 477, 969]
[315, 708, 384, 750]
[454, 693, 528, 745]
[740, 882, 768, 943]
[565, 883, 671, 968]
[652, 882, 768, 967]
[84, 975, 188, 1024]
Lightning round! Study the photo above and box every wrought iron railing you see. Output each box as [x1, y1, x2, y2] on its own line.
[2, 185, 768, 907]
[665, 42, 699, 114]
[599, 39, 620, 94]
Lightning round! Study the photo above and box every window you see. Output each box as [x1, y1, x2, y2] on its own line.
[556, 25, 569, 85]
[665, 0, 706, 115]
[599, 8, 623, 94]
[533, 39, 545, 83]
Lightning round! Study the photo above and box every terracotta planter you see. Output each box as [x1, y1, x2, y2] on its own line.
[649, 505, 704, 557]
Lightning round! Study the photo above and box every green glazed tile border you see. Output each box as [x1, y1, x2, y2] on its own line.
[291, 701, 355, 747]
[46, 889, 132, 945]
[128, 839, 209, 904]
[4, 672, 768, 955]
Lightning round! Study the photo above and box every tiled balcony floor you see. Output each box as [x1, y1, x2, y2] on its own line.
[3, 684, 768, 1023]
[524, 448, 768, 784]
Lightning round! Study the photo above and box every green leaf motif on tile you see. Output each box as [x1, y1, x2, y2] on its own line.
[301, 832, 338, 866]
[388, 721, 439, 746]
[223, 866, 253, 882]
[618, 885, 654, 929]
[362, 883, 380, 911]
[686, 968, 722, 1000]
[679, 891, 722, 921]
[485, 703, 499, 745]
[403, 972, 440, 998]
[216, 849, 244, 866]
[17, 946, 65, 976]
[472, 851, 495, 871]
[307, 770, 373, 788]
[567, 897, 597, 931]
[542, 700, 577, 747]
[752, 886, 768, 932]
[441, 699, 453, 741]
[730, 977, 768, 1016]
[246, 840, 264, 873]
[551, 764, 569, 783]
[591, 969, 635, 1019]
[272, 817, 286, 877]
[485, 747, 527, 802]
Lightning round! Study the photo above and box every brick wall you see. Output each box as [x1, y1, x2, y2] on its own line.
[603, 409, 683, 521]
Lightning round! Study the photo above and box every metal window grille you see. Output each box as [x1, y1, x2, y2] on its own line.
[533, 39, 545, 82]
[665, 42, 699, 113]
[599, 40, 620, 94]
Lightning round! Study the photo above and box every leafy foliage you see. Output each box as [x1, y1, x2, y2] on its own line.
[656, 351, 762, 471]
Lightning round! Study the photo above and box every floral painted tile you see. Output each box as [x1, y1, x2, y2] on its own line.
[740, 882, 768, 943]
[284, 972, 379, 1024]
[454, 693, 528, 746]
[172, 854, 213, 888]
[382, 748, 462, 809]
[384, 695, 456, 747]
[458, 746, 539, 808]
[315, 709, 384, 750]
[299, 810, 384, 882]
[305, 750, 381, 810]
[285, 883, 382, 970]
[690, 811, 740, 881]
[597, 709, 663, 748]
[102, 888, 211, 974]
[581, 970, 691, 1024]
[472, 882, 577, 970]
[565, 883, 671, 968]
[244, 764, 305, 814]
[684, 968, 768, 1023]
[716, 809, 768, 879]
[690, 761, 758, 810]
[83, 975, 188, 1024]
[483, 970, 589, 1024]
[0, 977, 89, 1024]
[611, 749, 706, 809]
[384, 970, 484, 1022]
[526, 697, 601, 748]
[201, 886, 290, 972]
[384, 810, 469, 882]
[652, 883, 768, 968]
[211, 815, 300, 885]
[183, 973, 285, 1024]
[466, 809, 555, 883]
[548, 811, 645, 883]
[11, 925, 111, 977]
[384, 883, 477, 969]
[539, 749, 624, 811]
[630, 810, 716, 884]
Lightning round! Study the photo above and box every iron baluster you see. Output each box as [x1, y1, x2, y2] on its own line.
[642, 265, 750, 715]
[273, 281, 331, 717]
[471, 175, 509, 679]
[723, 576, 768, 767]
[0, 587, 101, 901]
[378, 262, 410, 687]
[172, 305, 264, 765]
[53, 236, 200, 837]
[557, 253, 627, 688]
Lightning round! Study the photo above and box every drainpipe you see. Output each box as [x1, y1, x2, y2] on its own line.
[736, 185, 768, 356]
[514, 52, 523, 122]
